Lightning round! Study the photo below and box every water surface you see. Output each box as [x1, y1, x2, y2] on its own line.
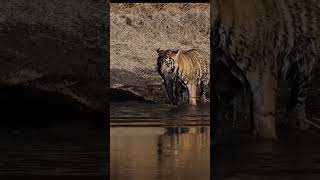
[214, 125, 320, 180]
[110, 102, 210, 180]
[0, 122, 107, 176]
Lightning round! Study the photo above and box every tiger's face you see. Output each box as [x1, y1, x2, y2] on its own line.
[156, 49, 179, 78]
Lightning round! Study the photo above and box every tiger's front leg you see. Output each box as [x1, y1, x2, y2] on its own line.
[173, 81, 188, 105]
[187, 83, 197, 105]
[247, 70, 278, 139]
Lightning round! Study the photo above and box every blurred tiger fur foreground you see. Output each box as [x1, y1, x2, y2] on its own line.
[156, 49, 210, 105]
[211, 0, 320, 138]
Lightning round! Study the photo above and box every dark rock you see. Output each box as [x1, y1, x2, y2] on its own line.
[110, 88, 154, 104]
[0, 83, 106, 127]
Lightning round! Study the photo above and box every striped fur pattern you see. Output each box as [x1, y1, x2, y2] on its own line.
[211, 0, 320, 138]
[156, 49, 210, 105]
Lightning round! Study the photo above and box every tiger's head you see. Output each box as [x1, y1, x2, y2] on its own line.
[156, 48, 180, 79]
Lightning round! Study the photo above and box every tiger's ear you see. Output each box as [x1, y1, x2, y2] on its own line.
[157, 48, 161, 53]
[176, 49, 180, 56]
[173, 49, 180, 59]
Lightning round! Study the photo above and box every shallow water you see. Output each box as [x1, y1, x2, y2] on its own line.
[0, 123, 107, 176]
[214, 126, 320, 180]
[110, 102, 210, 180]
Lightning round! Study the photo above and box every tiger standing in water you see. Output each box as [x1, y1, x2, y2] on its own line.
[156, 49, 210, 106]
[211, 0, 320, 139]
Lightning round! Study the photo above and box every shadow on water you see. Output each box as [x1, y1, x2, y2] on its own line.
[110, 102, 210, 180]
[111, 102, 209, 125]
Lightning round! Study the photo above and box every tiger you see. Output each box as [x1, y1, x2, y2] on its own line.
[156, 48, 210, 105]
[211, 0, 320, 139]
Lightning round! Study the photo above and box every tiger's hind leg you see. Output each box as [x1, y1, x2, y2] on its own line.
[200, 79, 210, 103]
[288, 73, 311, 130]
